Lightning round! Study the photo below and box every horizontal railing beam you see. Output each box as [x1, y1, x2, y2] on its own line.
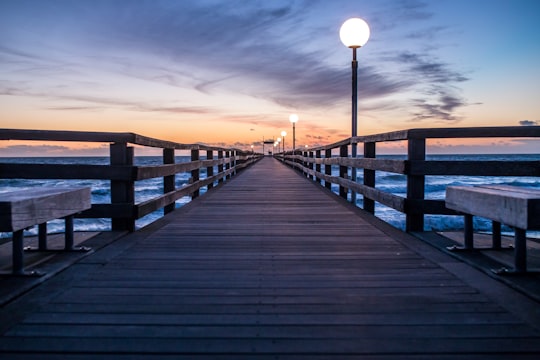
[136, 168, 235, 218]
[0, 163, 135, 180]
[305, 126, 540, 152]
[135, 158, 235, 180]
[410, 160, 540, 176]
[78, 203, 135, 219]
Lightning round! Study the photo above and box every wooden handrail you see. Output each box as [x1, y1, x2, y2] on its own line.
[305, 126, 540, 152]
[278, 126, 540, 232]
[0, 128, 246, 152]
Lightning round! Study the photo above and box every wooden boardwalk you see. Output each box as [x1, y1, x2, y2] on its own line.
[1, 157, 540, 359]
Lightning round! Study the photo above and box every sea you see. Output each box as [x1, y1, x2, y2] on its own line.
[1, 154, 539, 239]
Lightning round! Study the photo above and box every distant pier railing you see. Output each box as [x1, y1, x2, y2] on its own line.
[0, 129, 262, 232]
[276, 126, 540, 232]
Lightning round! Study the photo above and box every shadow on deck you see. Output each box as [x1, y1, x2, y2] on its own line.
[1, 157, 539, 358]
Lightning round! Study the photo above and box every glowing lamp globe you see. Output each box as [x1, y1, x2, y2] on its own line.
[281, 131, 287, 137]
[289, 114, 299, 124]
[340, 18, 370, 48]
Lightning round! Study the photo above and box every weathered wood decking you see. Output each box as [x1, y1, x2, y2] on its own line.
[1, 157, 540, 358]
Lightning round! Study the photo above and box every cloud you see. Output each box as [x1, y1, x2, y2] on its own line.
[396, 52, 469, 84]
[0, 85, 216, 115]
[405, 26, 448, 40]
[389, 52, 469, 122]
[0, 144, 108, 156]
[519, 120, 538, 126]
[143, 106, 214, 115]
[46, 106, 104, 112]
[410, 93, 466, 122]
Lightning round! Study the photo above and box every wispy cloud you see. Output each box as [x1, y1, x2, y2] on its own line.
[519, 120, 538, 126]
[389, 52, 469, 121]
[410, 95, 466, 122]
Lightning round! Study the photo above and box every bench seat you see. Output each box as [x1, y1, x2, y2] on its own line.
[446, 185, 540, 273]
[0, 187, 91, 275]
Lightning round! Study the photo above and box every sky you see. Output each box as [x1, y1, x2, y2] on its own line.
[0, 0, 539, 156]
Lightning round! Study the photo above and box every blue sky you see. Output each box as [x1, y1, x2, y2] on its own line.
[1, 0, 539, 155]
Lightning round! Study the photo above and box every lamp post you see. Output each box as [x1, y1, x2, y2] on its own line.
[289, 114, 298, 152]
[340, 17, 370, 205]
[281, 131, 287, 153]
[277, 138, 281, 154]
[250, 145, 254, 154]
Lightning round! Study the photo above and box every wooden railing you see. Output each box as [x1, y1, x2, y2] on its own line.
[0, 129, 262, 232]
[276, 126, 540, 232]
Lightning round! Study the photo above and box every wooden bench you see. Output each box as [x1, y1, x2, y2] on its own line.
[0, 187, 91, 275]
[445, 185, 540, 273]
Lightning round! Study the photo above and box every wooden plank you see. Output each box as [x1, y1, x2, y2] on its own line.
[2, 336, 540, 354]
[8, 323, 535, 338]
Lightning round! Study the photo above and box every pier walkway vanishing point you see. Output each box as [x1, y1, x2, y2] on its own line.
[1, 157, 540, 358]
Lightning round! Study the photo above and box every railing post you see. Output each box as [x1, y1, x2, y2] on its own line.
[339, 145, 348, 199]
[406, 138, 425, 232]
[309, 151, 314, 180]
[163, 148, 175, 214]
[302, 150, 307, 176]
[191, 149, 200, 199]
[225, 151, 231, 180]
[207, 150, 214, 190]
[325, 149, 332, 190]
[316, 150, 322, 184]
[218, 150, 224, 183]
[363, 142, 375, 214]
[232, 150, 237, 176]
[110, 142, 135, 232]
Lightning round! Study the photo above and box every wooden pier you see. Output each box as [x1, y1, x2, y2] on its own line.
[1, 156, 540, 358]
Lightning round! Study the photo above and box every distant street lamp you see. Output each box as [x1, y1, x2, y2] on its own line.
[289, 114, 299, 151]
[340, 17, 370, 204]
[250, 145, 254, 154]
[281, 131, 287, 153]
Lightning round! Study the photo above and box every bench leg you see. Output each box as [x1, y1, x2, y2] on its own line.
[65, 215, 74, 250]
[38, 223, 48, 251]
[12, 230, 24, 275]
[63, 216, 91, 252]
[492, 221, 501, 250]
[464, 214, 474, 249]
[514, 228, 527, 273]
